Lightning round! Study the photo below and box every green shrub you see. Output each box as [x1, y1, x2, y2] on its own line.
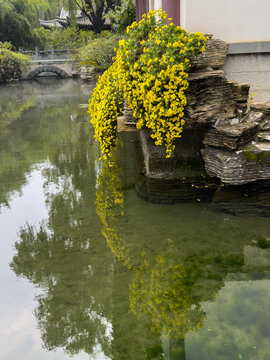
[78, 33, 125, 70]
[0, 41, 14, 51]
[33, 27, 95, 50]
[0, 48, 31, 83]
[107, 0, 136, 33]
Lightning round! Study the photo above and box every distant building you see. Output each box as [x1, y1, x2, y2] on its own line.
[39, 8, 110, 31]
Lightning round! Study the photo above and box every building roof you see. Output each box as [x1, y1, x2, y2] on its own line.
[39, 19, 63, 29]
[39, 7, 110, 30]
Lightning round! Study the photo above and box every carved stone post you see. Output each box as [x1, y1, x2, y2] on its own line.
[50, 46, 55, 60]
[35, 47, 39, 60]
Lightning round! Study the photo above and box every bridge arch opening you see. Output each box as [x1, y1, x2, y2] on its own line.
[27, 65, 69, 79]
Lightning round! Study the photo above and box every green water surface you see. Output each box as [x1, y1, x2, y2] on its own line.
[0, 78, 270, 360]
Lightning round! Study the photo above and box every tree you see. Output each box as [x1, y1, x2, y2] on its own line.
[71, 0, 121, 33]
[0, 0, 50, 48]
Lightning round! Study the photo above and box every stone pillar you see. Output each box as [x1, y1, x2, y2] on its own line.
[50, 46, 55, 60]
[35, 47, 39, 60]
[162, 0, 180, 25]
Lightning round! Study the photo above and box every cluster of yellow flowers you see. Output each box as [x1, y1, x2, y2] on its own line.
[89, 9, 208, 158]
[88, 61, 123, 157]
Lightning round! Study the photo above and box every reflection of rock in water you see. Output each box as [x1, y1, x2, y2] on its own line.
[135, 128, 219, 204]
[133, 129, 270, 213]
[212, 181, 270, 216]
[136, 175, 217, 204]
[139, 129, 205, 179]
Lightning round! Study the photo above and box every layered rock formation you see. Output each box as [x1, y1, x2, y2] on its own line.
[202, 105, 270, 185]
[121, 37, 270, 202]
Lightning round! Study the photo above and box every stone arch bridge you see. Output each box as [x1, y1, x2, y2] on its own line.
[25, 59, 75, 79]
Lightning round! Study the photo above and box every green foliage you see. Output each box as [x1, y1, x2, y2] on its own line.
[38, 0, 62, 21]
[0, 47, 31, 82]
[106, 0, 136, 33]
[0, 0, 51, 48]
[0, 41, 14, 50]
[257, 235, 270, 249]
[0, 98, 36, 132]
[0, 0, 65, 48]
[33, 27, 95, 50]
[78, 32, 124, 70]
[0, 0, 33, 48]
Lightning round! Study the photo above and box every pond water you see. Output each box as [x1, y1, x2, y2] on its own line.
[0, 78, 270, 360]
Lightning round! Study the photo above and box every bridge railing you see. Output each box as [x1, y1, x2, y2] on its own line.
[19, 47, 78, 61]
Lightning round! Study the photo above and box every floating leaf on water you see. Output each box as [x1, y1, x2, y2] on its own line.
[78, 104, 89, 108]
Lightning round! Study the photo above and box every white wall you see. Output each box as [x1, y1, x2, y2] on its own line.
[180, 0, 270, 43]
[149, 0, 162, 11]
[223, 54, 270, 102]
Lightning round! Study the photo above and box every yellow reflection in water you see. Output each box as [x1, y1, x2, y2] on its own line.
[96, 145, 131, 267]
[95, 152, 206, 339]
[129, 242, 205, 339]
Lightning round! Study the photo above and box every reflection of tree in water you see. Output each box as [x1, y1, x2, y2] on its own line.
[0, 83, 89, 208]
[0, 95, 37, 207]
[0, 97, 36, 132]
[10, 119, 114, 358]
[12, 223, 112, 357]
[96, 145, 131, 267]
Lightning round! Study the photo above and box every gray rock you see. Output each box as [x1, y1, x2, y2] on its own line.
[230, 118, 239, 125]
[243, 111, 265, 124]
[190, 38, 229, 70]
[203, 122, 259, 150]
[139, 129, 205, 179]
[117, 116, 137, 133]
[80, 74, 92, 82]
[259, 120, 270, 131]
[123, 100, 136, 125]
[184, 70, 248, 127]
[202, 143, 270, 185]
[257, 132, 270, 142]
[251, 102, 270, 115]
[229, 82, 250, 113]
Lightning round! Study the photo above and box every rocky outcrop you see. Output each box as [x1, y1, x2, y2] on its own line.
[125, 70, 250, 129]
[123, 36, 270, 190]
[201, 103, 270, 185]
[139, 128, 205, 179]
[203, 122, 259, 150]
[123, 100, 136, 125]
[190, 38, 229, 70]
[123, 39, 244, 129]
[184, 71, 248, 127]
[202, 142, 270, 185]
